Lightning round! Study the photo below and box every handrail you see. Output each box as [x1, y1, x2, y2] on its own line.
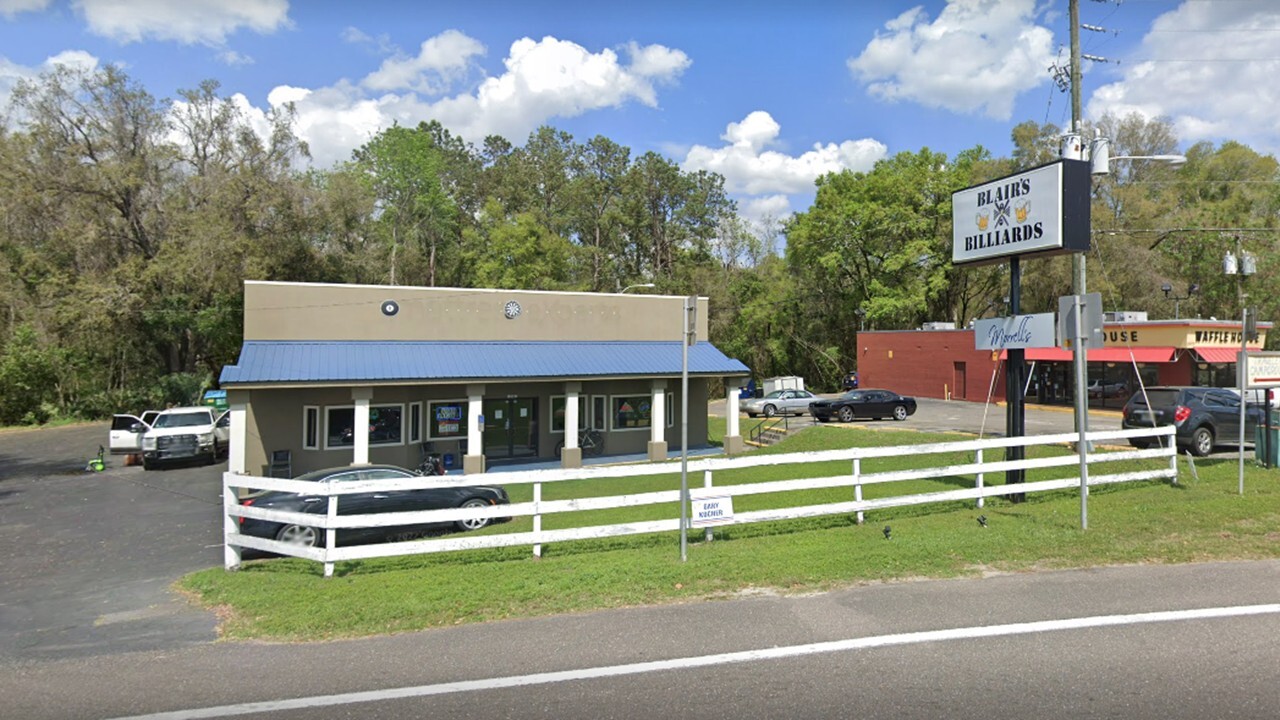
[748, 414, 791, 445]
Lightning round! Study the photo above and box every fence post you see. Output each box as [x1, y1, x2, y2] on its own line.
[704, 471, 714, 542]
[223, 472, 242, 570]
[975, 448, 985, 509]
[1169, 429, 1179, 485]
[324, 493, 337, 578]
[853, 459, 863, 525]
[533, 481, 543, 558]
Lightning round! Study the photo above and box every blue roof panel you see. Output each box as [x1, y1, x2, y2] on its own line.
[219, 341, 750, 385]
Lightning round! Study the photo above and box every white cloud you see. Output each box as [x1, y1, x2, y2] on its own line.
[1, 50, 99, 121]
[682, 110, 887, 195]
[73, 0, 290, 45]
[0, 0, 50, 19]
[260, 33, 690, 167]
[848, 0, 1055, 119]
[218, 50, 254, 67]
[361, 29, 485, 94]
[1087, 3, 1280, 154]
[741, 194, 792, 224]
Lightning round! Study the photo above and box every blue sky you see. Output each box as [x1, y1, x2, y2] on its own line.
[2, 0, 1277, 222]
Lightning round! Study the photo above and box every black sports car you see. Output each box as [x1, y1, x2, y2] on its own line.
[239, 464, 509, 547]
[808, 389, 917, 423]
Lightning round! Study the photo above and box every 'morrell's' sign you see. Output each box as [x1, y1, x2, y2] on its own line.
[974, 313, 1057, 350]
[952, 159, 1091, 266]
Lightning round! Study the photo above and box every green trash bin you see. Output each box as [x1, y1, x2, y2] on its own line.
[1254, 424, 1280, 466]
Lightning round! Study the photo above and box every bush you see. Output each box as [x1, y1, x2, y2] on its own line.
[0, 325, 58, 425]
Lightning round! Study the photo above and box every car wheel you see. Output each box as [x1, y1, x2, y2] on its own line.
[143, 459, 154, 471]
[763, 404, 777, 418]
[207, 440, 220, 465]
[275, 524, 320, 547]
[746, 413, 757, 418]
[1190, 426, 1214, 457]
[455, 498, 491, 532]
[838, 406, 855, 423]
[892, 405, 909, 421]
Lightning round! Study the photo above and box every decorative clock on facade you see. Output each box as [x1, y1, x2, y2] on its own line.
[381, 300, 399, 316]
[503, 300, 522, 319]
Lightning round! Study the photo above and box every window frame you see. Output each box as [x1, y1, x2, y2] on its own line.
[427, 398, 470, 441]
[408, 401, 423, 444]
[323, 403, 406, 451]
[302, 405, 320, 450]
[610, 394, 655, 432]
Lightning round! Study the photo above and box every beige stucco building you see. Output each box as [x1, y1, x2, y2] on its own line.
[219, 281, 751, 477]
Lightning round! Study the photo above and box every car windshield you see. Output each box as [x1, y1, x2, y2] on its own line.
[153, 412, 211, 428]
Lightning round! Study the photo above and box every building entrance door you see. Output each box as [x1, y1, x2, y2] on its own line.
[482, 398, 538, 461]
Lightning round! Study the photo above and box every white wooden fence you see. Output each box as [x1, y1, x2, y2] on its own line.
[223, 426, 1177, 576]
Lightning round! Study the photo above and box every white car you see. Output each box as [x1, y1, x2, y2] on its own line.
[140, 406, 230, 470]
[108, 410, 159, 454]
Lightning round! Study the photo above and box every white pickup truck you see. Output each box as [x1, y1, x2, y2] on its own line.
[138, 406, 230, 470]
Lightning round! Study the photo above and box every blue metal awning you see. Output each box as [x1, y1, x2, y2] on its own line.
[219, 341, 750, 385]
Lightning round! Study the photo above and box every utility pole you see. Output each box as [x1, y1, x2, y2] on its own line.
[1069, 0, 1090, 450]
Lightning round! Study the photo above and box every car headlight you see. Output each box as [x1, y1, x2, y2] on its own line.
[198, 431, 214, 445]
[142, 437, 156, 450]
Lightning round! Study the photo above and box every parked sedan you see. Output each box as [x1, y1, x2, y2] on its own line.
[809, 389, 918, 423]
[239, 464, 509, 547]
[740, 388, 819, 418]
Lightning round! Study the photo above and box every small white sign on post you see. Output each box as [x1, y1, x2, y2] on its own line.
[974, 313, 1058, 350]
[1245, 351, 1280, 388]
[691, 496, 734, 528]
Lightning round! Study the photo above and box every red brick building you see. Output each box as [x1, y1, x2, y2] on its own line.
[858, 318, 1270, 408]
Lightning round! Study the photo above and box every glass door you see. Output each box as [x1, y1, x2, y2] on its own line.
[482, 398, 539, 461]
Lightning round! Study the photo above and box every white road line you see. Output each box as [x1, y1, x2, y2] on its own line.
[107, 603, 1280, 720]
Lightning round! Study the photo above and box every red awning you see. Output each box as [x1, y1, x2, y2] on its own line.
[1003, 346, 1176, 363]
[1193, 347, 1243, 364]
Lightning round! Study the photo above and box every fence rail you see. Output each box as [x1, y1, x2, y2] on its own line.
[224, 426, 1177, 576]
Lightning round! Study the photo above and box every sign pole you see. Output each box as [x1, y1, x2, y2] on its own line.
[1006, 257, 1025, 499]
[1073, 293, 1089, 529]
[680, 296, 695, 561]
[1239, 307, 1248, 496]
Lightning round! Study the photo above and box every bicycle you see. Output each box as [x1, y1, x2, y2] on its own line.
[555, 427, 603, 458]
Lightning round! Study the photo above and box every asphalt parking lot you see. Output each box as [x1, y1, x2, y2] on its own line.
[0, 423, 223, 664]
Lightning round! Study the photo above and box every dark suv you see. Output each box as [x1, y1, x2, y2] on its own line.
[1121, 386, 1264, 456]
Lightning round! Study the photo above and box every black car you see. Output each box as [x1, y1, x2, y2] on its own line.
[809, 389, 917, 423]
[239, 464, 509, 547]
[1122, 386, 1264, 456]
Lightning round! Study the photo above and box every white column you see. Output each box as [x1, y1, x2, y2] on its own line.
[726, 386, 740, 438]
[651, 382, 666, 445]
[565, 383, 580, 449]
[352, 387, 372, 465]
[228, 404, 247, 475]
[467, 385, 484, 459]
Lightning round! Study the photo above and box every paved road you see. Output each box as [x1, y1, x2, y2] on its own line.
[2, 561, 1276, 719]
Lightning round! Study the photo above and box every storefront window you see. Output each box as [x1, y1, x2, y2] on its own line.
[325, 404, 403, 448]
[612, 395, 652, 430]
[429, 400, 468, 439]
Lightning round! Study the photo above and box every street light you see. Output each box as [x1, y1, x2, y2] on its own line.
[1160, 283, 1198, 319]
[621, 283, 656, 294]
[1088, 136, 1187, 175]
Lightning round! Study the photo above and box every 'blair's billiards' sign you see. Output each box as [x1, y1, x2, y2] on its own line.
[952, 159, 1091, 266]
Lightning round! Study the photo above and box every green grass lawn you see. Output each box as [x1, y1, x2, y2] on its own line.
[179, 422, 1280, 641]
